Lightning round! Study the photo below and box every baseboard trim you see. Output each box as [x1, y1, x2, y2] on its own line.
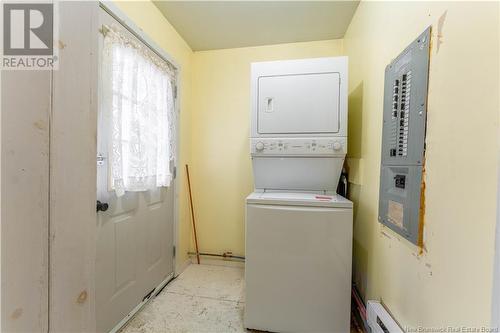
[188, 255, 245, 268]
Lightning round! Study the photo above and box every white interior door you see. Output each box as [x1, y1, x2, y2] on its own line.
[95, 8, 176, 333]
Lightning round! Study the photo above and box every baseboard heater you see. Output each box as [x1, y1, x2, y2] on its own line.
[367, 301, 403, 333]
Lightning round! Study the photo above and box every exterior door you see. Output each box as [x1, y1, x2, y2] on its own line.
[95, 7, 176, 333]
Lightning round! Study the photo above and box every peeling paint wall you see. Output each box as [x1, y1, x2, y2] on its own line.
[344, 1, 499, 327]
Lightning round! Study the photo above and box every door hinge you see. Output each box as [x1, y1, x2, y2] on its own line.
[173, 166, 177, 180]
[96, 153, 105, 166]
[173, 246, 176, 257]
[174, 86, 178, 99]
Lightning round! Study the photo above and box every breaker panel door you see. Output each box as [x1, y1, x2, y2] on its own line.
[378, 27, 431, 245]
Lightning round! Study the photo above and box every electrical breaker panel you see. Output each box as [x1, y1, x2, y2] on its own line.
[378, 27, 431, 245]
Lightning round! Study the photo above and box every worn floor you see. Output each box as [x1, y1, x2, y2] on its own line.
[120, 264, 358, 333]
[120, 264, 246, 333]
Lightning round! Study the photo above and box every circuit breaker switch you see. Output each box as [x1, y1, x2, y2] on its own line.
[394, 175, 406, 189]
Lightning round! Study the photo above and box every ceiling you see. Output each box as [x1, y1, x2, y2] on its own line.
[153, 1, 360, 51]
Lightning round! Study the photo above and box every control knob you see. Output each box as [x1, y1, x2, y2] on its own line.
[255, 142, 265, 151]
[333, 142, 342, 151]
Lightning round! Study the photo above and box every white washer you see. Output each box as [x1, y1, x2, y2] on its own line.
[245, 192, 353, 333]
[245, 57, 352, 333]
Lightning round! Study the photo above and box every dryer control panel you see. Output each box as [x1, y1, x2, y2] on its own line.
[251, 138, 346, 156]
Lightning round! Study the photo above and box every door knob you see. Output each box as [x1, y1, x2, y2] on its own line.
[96, 200, 109, 212]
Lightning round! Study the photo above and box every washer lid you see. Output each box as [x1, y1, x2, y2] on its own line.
[246, 191, 353, 208]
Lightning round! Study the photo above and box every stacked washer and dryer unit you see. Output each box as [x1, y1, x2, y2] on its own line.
[245, 57, 353, 333]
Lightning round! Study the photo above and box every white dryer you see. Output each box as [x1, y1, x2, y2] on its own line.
[245, 57, 353, 333]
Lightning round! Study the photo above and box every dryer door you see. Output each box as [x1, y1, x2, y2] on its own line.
[257, 72, 340, 134]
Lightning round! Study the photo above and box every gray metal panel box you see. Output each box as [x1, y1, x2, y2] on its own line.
[378, 27, 431, 244]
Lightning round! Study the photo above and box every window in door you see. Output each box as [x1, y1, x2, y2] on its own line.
[101, 26, 176, 196]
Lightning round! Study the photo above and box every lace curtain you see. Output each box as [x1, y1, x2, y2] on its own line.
[102, 26, 176, 197]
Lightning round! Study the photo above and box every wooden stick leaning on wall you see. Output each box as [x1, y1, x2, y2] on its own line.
[185, 164, 201, 264]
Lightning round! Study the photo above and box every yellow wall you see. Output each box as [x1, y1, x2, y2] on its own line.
[344, 1, 499, 327]
[190, 40, 343, 256]
[114, 0, 194, 272]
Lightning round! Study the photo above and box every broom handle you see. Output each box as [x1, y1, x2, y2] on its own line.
[185, 164, 200, 264]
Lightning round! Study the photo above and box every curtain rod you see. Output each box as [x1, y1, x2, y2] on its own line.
[99, 2, 178, 75]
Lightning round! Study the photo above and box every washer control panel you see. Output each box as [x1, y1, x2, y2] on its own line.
[251, 137, 346, 156]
